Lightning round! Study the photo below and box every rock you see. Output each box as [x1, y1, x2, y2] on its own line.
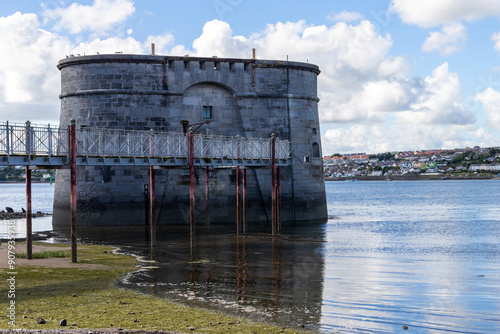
[60, 319, 67, 326]
[22, 208, 26, 213]
[72, 294, 77, 297]
[35, 317, 46, 324]
[5, 207, 14, 213]
[403, 325, 409, 330]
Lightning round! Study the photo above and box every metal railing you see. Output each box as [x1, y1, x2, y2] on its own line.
[0, 121, 290, 167]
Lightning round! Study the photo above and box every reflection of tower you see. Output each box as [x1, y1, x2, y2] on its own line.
[236, 237, 248, 303]
[149, 244, 157, 298]
[204, 230, 212, 298]
[53, 54, 327, 227]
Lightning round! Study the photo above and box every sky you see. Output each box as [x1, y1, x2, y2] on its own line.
[1, 0, 500, 155]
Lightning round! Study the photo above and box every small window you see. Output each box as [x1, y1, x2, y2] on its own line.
[312, 128, 317, 134]
[312, 142, 320, 158]
[203, 106, 213, 119]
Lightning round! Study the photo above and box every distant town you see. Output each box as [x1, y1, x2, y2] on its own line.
[324, 146, 500, 180]
[0, 166, 53, 182]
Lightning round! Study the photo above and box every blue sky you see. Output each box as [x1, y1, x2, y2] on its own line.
[1, 0, 500, 154]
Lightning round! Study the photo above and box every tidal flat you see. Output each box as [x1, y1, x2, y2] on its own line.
[0, 242, 306, 333]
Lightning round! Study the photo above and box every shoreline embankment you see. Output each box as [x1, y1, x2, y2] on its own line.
[326, 175, 499, 181]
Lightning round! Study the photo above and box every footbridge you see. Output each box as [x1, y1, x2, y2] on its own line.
[0, 121, 290, 168]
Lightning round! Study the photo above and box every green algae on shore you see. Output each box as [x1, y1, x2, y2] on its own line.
[0, 242, 306, 333]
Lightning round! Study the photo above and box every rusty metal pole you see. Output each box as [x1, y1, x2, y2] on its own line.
[149, 129, 156, 247]
[25, 166, 32, 260]
[150, 166, 156, 246]
[24, 120, 32, 259]
[271, 134, 276, 236]
[189, 128, 195, 248]
[205, 166, 209, 225]
[242, 168, 247, 235]
[277, 166, 281, 235]
[236, 166, 240, 236]
[69, 119, 77, 263]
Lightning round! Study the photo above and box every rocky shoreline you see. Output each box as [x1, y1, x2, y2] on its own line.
[0, 208, 52, 220]
[0, 230, 58, 243]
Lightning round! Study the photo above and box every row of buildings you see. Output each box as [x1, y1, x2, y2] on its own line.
[323, 147, 500, 178]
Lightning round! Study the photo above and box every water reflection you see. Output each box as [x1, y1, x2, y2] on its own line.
[59, 224, 326, 329]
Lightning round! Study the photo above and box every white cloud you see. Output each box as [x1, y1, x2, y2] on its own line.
[390, 0, 500, 27]
[0, 12, 72, 122]
[327, 11, 363, 22]
[405, 63, 475, 125]
[422, 23, 466, 55]
[145, 34, 176, 55]
[475, 88, 500, 129]
[322, 122, 482, 154]
[73, 37, 145, 55]
[43, 0, 135, 35]
[358, 80, 411, 112]
[491, 32, 500, 54]
[320, 62, 478, 154]
[192, 20, 247, 58]
[323, 125, 371, 153]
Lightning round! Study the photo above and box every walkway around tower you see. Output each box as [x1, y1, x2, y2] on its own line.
[0, 121, 289, 262]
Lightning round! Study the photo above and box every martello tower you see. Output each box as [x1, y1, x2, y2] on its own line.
[53, 53, 327, 226]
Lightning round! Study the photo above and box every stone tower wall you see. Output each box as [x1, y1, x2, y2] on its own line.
[53, 55, 327, 226]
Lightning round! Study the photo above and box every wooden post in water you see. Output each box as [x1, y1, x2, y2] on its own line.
[271, 134, 276, 236]
[236, 166, 240, 236]
[25, 166, 32, 260]
[69, 119, 77, 263]
[189, 128, 195, 248]
[242, 168, 247, 235]
[205, 166, 209, 225]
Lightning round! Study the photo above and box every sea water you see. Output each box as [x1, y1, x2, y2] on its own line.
[0, 183, 54, 239]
